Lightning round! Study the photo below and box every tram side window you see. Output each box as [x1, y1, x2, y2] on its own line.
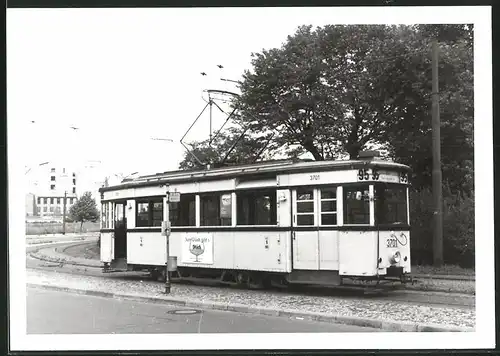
[237, 189, 277, 225]
[320, 187, 337, 226]
[375, 184, 407, 225]
[296, 188, 314, 226]
[200, 193, 232, 226]
[136, 198, 163, 227]
[344, 185, 370, 225]
[101, 203, 109, 228]
[169, 194, 196, 226]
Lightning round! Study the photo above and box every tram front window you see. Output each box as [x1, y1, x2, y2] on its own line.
[375, 184, 408, 225]
[343, 185, 370, 225]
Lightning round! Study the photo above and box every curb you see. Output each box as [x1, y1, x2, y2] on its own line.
[27, 283, 474, 333]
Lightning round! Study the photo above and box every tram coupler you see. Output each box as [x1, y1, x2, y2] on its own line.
[400, 273, 414, 285]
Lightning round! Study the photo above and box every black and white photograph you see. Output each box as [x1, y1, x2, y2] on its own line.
[7, 4, 494, 352]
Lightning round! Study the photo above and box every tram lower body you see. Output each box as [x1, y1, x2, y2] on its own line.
[100, 229, 412, 289]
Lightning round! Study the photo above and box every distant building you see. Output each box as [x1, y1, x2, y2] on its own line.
[26, 160, 105, 217]
[25, 193, 36, 217]
[27, 162, 78, 217]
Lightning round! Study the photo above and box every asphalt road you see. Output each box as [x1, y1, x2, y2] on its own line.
[27, 287, 380, 334]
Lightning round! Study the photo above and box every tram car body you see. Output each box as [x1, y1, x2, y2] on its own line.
[99, 154, 412, 287]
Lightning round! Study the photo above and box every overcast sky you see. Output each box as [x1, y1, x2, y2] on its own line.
[7, 7, 485, 178]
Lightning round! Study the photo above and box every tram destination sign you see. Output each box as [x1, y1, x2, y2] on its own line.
[169, 191, 181, 203]
[357, 169, 408, 184]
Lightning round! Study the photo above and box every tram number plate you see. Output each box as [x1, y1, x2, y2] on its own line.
[386, 238, 398, 248]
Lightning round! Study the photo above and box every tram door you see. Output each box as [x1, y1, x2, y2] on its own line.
[292, 188, 319, 270]
[113, 202, 127, 260]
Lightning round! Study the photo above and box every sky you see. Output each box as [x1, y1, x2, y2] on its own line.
[8, 7, 363, 178]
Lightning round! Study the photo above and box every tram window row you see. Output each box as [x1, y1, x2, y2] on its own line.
[102, 184, 408, 229]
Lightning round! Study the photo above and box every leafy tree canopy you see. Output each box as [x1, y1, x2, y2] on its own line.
[180, 24, 473, 194]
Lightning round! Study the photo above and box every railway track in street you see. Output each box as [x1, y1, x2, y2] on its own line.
[26, 241, 475, 310]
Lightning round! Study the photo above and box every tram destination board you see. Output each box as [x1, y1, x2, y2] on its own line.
[169, 191, 181, 203]
[357, 169, 407, 184]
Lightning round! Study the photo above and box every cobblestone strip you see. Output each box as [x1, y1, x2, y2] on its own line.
[26, 269, 475, 332]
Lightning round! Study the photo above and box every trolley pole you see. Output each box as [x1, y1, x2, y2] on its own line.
[62, 191, 67, 235]
[164, 187, 171, 294]
[431, 39, 443, 267]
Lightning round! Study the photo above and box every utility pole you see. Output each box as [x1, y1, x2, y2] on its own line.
[163, 186, 172, 294]
[432, 40, 443, 267]
[62, 191, 67, 235]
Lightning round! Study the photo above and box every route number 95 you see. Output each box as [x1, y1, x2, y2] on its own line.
[386, 238, 398, 248]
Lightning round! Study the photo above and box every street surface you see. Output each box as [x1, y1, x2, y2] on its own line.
[27, 287, 380, 334]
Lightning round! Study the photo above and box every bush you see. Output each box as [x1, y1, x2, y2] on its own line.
[410, 184, 474, 268]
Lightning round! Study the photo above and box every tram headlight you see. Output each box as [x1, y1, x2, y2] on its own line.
[390, 251, 401, 264]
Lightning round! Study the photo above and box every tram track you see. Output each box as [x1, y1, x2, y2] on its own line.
[26, 242, 474, 309]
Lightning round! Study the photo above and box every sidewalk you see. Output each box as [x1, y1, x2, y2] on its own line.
[26, 268, 475, 333]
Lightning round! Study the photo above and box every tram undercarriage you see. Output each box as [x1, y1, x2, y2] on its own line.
[103, 262, 413, 290]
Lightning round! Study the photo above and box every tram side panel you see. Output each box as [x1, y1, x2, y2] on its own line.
[127, 231, 167, 266]
[338, 231, 378, 276]
[100, 232, 113, 263]
[232, 231, 291, 272]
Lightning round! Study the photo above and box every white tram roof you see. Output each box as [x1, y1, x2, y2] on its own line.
[99, 157, 410, 193]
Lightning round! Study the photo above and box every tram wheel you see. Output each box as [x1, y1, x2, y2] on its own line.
[236, 272, 249, 287]
[150, 269, 160, 281]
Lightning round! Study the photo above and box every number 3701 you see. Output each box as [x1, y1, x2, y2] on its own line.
[386, 238, 398, 248]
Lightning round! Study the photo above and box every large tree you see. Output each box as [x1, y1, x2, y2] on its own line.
[180, 24, 473, 195]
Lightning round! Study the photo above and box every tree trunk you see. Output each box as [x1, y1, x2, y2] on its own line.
[80, 221, 84, 233]
[303, 142, 324, 161]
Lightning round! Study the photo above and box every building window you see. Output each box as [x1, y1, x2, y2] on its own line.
[37, 197, 41, 204]
[70, 198, 75, 204]
[51, 176, 56, 181]
[296, 188, 314, 226]
[50, 185, 55, 190]
[51, 168, 55, 173]
[37, 207, 41, 214]
[73, 179, 76, 185]
[237, 189, 276, 225]
[50, 198, 54, 204]
[375, 184, 408, 225]
[49, 207, 54, 213]
[73, 173, 76, 177]
[43, 198, 48, 204]
[72, 187, 76, 194]
[320, 187, 337, 226]
[136, 198, 163, 227]
[344, 185, 370, 225]
[43, 207, 47, 212]
[200, 193, 232, 226]
[169, 194, 196, 226]
[63, 168, 66, 173]
[57, 198, 60, 204]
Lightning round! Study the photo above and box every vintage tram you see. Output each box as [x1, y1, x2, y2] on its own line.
[99, 153, 412, 288]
